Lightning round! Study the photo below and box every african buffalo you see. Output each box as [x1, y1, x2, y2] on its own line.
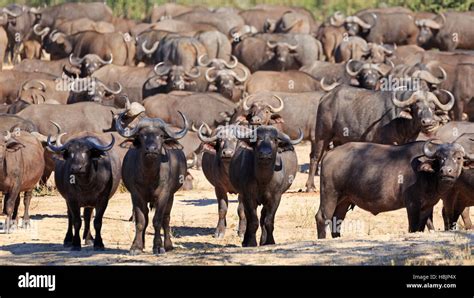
[198, 124, 245, 238]
[48, 133, 120, 251]
[317, 140, 467, 237]
[229, 125, 302, 246]
[116, 112, 188, 255]
[1, 130, 45, 232]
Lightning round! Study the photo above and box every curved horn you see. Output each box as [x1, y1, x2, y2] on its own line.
[205, 67, 217, 82]
[141, 40, 159, 55]
[392, 90, 420, 108]
[50, 31, 64, 43]
[267, 40, 278, 49]
[47, 133, 67, 152]
[320, 78, 340, 91]
[33, 24, 50, 37]
[102, 82, 123, 95]
[21, 79, 46, 92]
[86, 135, 115, 152]
[222, 55, 238, 69]
[96, 53, 113, 65]
[69, 53, 84, 66]
[268, 95, 284, 113]
[3, 7, 22, 17]
[163, 111, 189, 140]
[197, 123, 218, 143]
[115, 112, 139, 138]
[242, 94, 253, 111]
[423, 140, 439, 158]
[345, 59, 361, 76]
[278, 128, 304, 145]
[185, 67, 201, 79]
[347, 16, 372, 29]
[438, 66, 447, 81]
[232, 66, 250, 83]
[430, 90, 455, 111]
[197, 54, 211, 67]
[287, 42, 299, 50]
[154, 62, 171, 76]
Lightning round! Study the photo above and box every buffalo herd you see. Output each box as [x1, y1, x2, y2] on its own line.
[0, 2, 473, 255]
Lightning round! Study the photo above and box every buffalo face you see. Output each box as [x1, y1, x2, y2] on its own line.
[241, 95, 284, 126]
[417, 26, 434, 46]
[392, 90, 455, 134]
[421, 141, 466, 183]
[198, 124, 239, 161]
[47, 136, 115, 177]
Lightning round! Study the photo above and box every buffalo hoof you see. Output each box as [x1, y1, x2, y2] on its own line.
[21, 220, 31, 229]
[71, 246, 81, 251]
[63, 241, 73, 248]
[94, 246, 105, 251]
[85, 239, 94, 246]
[129, 248, 143, 256]
[305, 186, 317, 193]
[214, 230, 225, 239]
[237, 231, 245, 238]
[153, 247, 166, 255]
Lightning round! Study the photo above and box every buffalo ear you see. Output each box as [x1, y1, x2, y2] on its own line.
[203, 143, 217, 153]
[270, 114, 285, 124]
[398, 109, 413, 120]
[91, 149, 107, 159]
[5, 140, 25, 152]
[464, 160, 474, 169]
[163, 139, 183, 150]
[418, 160, 435, 172]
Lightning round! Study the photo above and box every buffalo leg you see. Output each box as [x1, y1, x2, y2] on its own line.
[242, 195, 258, 247]
[331, 200, 351, 238]
[315, 191, 339, 239]
[93, 200, 109, 251]
[69, 201, 82, 251]
[259, 206, 268, 245]
[4, 186, 21, 233]
[406, 202, 421, 233]
[11, 194, 21, 228]
[130, 197, 149, 255]
[237, 195, 246, 237]
[22, 191, 32, 228]
[305, 138, 329, 192]
[260, 194, 281, 245]
[461, 208, 472, 230]
[152, 194, 170, 255]
[82, 207, 94, 245]
[64, 208, 73, 247]
[214, 188, 228, 239]
[162, 195, 174, 252]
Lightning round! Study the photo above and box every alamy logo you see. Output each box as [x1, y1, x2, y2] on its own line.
[18, 272, 56, 292]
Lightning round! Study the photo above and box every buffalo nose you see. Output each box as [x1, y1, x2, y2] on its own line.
[71, 165, 84, 173]
[222, 149, 233, 158]
[421, 118, 433, 126]
[259, 146, 273, 158]
[146, 145, 158, 152]
[251, 116, 262, 124]
[441, 167, 454, 176]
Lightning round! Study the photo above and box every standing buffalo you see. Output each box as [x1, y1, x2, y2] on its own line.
[48, 133, 120, 251]
[317, 140, 467, 238]
[230, 125, 302, 246]
[199, 124, 246, 238]
[1, 130, 45, 232]
[117, 113, 188, 255]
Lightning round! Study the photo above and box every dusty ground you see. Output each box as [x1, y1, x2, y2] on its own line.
[0, 143, 472, 265]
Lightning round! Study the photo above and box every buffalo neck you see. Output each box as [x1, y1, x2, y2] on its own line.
[254, 154, 276, 185]
[139, 152, 162, 181]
